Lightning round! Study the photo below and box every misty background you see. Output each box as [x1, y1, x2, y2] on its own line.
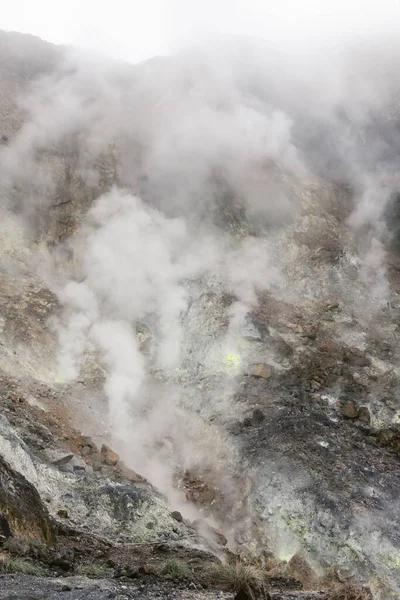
[2, 0, 400, 64]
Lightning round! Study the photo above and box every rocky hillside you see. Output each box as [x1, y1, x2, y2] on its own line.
[0, 29, 399, 600]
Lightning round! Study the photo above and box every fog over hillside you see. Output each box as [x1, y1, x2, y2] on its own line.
[0, 12, 400, 599]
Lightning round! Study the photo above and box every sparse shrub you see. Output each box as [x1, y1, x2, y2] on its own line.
[0, 554, 47, 576]
[329, 583, 373, 600]
[209, 560, 265, 599]
[161, 558, 192, 580]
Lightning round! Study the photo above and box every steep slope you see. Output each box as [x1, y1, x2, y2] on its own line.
[0, 30, 399, 600]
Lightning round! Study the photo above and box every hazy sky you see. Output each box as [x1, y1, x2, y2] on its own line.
[1, 0, 400, 64]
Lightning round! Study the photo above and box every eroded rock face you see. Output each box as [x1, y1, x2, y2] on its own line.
[166, 281, 400, 598]
[0, 511, 12, 539]
[0, 409, 206, 552]
[0, 454, 55, 543]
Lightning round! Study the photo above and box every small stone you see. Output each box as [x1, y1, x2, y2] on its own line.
[286, 552, 318, 589]
[108, 593, 117, 599]
[50, 547, 74, 571]
[57, 509, 69, 519]
[297, 325, 317, 339]
[52, 454, 74, 467]
[188, 582, 196, 590]
[73, 465, 86, 473]
[249, 363, 273, 379]
[81, 446, 92, 457]
[240, 318, 263, 341]
[120, 585, 127, 590]
[58, 463, 74, 474]
[358, 406, 371, 424]
[171, 511, 183, 523]
[344, 347, 371, 367]
[353, 373, 370, 387]
[310, 380, 321, 391]
[101, 444, 120, 466]
[324, 300, 339, 310]
[319, 343, 337, 353]
[61, 585, 72, 591]
[71, 455, 88, 471]
[340, 400, 359, 419]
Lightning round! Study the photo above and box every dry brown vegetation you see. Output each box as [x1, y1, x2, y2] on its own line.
[209, 560, 265, 598]
[328, 583, 373, 600]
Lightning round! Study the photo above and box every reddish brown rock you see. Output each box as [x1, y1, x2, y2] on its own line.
[353, 373, 370, 387]
[319, 342, 337, 353]
[100, 444, 120, 466]
[250, 364, 273, 379]
[344, 347, 371, 367]
[340, 400, 359, 419]
[285, 552, 318, 590]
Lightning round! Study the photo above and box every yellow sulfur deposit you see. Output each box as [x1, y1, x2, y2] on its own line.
[224, 353, 241, 374]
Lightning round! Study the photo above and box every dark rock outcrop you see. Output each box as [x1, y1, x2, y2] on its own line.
[0, 455, 55, 543]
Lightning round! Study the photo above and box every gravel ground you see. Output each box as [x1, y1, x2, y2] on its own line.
[0, 575, 329, 600]
[0, 575, 231, 600]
